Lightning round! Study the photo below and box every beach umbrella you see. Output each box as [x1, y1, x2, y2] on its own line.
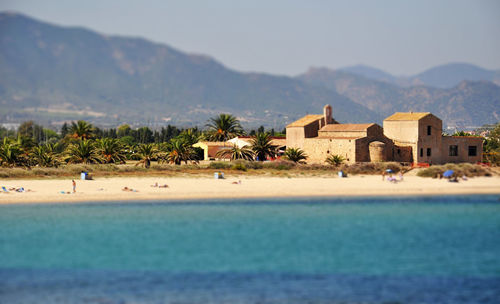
[385, 169, 393, 173]
[443, 170, 454, 178]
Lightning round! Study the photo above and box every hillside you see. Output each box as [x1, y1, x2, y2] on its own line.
[299, 67, 500, 128]
[0, 12, 382, 128]
[411, 63, 500, 88]
[340, 63, 500, 88]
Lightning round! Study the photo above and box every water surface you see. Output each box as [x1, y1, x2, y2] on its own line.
[1, 195, 499, 303]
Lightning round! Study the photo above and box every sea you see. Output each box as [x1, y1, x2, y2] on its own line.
[0, 195, 499, 304]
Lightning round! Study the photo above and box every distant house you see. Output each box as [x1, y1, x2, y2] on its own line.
[194, 136, 287, 161]
[286, 105, 482, 164]
[192, 141, 230, 160]
[227, 136, 286, 154]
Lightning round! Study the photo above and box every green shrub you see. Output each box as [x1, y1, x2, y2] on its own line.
[297, 163, 331, 171]
[246, 162, 263, 169]
[343, 162, 403, 175]
[262, 160, 296, 170]
[325, 155, 345, 166]
[416, 163, 490, 178]
[231, 162, 247, 171]
[416, 167, 443, 178]
[208, 162, 232, 169]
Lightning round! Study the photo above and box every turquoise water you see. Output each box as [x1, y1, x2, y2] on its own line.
[1, 195, 500, 303]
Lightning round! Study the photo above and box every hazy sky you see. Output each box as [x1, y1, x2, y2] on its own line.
[1, 0, 499, 76]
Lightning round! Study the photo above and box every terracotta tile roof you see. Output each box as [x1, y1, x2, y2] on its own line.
[319, 123, 375, 132]
[286, 115, 323, 127]
[384, 112, 431, 121]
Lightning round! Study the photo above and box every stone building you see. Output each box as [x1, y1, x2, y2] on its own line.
[286, 105, 483, 164]
[384, 112, 483, 164]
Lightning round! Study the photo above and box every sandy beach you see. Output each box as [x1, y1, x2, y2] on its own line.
[1, 174, 499, 204]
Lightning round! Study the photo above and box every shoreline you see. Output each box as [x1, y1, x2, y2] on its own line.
[1, 175, 499, 204]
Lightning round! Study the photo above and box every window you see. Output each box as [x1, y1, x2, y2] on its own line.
[397, 148, 401, 155]
[468, 146, 477, 156]
[427, 148, 432, 157]
[427, 126, 432, 136]
[420, 148, 423, 157]
[449, 145, 458, 156]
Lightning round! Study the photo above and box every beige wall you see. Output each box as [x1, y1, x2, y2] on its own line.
[303, 138, 357, 164]
[286, 119, 322, 149]
[384, 115, 443, 164]
[317, 124, 383, 139]
[319, 130, 366, 138]
[416, 115, 443, 164]
[286, 127, 306, 149]
[383, 120, 419, 144]
[355, 137, 394, 162]
[441, 136, 483, 163]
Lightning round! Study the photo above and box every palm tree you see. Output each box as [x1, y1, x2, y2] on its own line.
[30, 144, 61, 167]
[206, 114, 244, 141]
[65, 139, 102, 164]
[164, 139, 198, 165]
[178, 128, 201, 146]
[96, 138, 127, 164]
[216, 145, 254, 161]
[250, 133, 277, 161]
[69, 120, 94, 140]
[135, 143, 158, 168]
[0, 138, 26, 167]
[283, 147, 307, 164]
[325, 154, 345, 166]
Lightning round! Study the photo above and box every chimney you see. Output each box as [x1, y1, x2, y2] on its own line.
[323, 104, 333, 125]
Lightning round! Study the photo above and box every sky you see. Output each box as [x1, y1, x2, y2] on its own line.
[1, 0, 499, 76]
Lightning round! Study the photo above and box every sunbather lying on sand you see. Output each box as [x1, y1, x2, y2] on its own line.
[122, 187, 139, 192]
[4, 187, 33, 193]
[151, 183, 168, 188]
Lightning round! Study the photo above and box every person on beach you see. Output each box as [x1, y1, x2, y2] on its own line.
[122, 187, 139, 192]
[72, 180, 76, 193]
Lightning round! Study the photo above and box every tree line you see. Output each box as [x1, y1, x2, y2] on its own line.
[0, 114, 301, 168]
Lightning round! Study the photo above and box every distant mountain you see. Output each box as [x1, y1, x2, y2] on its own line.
[410, 63, 500, 88]
[0, 12, 380, 128]
[298, 67, 500, 128]
[339, 63, 500, 89]
[1, 12, 498, 130]
[338, 65, 397, 84]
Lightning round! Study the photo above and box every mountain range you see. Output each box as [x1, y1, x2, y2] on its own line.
[339, 63, 500, 88]
[0, 12, 499, 129]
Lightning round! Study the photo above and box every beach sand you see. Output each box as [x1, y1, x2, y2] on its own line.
[1, 174, 499, 204]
